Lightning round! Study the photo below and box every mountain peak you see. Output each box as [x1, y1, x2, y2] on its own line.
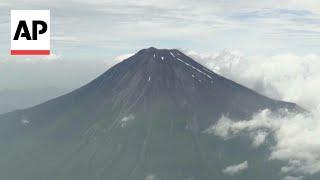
[138, 47, 181, 55]
[0, 47, 304, 180]
[91, 47, 302, 116]
[143, 46, 178, 51]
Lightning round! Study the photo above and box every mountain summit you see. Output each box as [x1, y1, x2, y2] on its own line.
[0, 47, 303, 180]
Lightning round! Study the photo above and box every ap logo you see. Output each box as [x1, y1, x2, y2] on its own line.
[11, 10, 50, 55]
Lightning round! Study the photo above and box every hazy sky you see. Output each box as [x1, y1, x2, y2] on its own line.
[0, 0, 319, 90]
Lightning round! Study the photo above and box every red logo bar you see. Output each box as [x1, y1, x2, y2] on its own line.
[11, 50, 50, 55]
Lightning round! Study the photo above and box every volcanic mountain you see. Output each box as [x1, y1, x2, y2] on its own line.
[0, 47, 303, 180]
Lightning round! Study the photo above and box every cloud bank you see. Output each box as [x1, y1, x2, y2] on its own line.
[191, 50, 320, 179]
[222, 161, 248, 176]
[206, 110, 320, 176]
[187, 50, 320, 111]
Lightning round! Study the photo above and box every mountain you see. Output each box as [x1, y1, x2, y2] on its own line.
[0, 87, 68, 114]
[0, 47, 304, 180]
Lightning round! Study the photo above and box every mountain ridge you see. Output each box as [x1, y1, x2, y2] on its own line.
[0, 47, 305, 180]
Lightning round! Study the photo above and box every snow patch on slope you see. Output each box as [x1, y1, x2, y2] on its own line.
[175, 56, 213, 80]
[21, 119, 30, 125]
[120, 114, 135, 128]
[145, 174, 156, 180]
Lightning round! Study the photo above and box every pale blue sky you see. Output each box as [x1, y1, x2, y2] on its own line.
[0, 0, 319, 89]
[1, 0, 319, 59]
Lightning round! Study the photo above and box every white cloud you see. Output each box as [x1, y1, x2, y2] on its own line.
[112, 53, 134, 61]
[1, 0, 320, 61]
[222, 161, 248, 176]
[145, 174, 156, 180]
[204, 110, 278, 140]
[193, 49, 320, 178]
[207, 109, 320, 177]
[20, 119, 30, 125]
[283, 176, 304, 180]
[251, 130, 268, 147]
[105, 53, 134, 67]
[186, 50, 320, 111]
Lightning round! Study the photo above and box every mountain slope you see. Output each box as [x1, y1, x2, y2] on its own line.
[0, 47, 304, 180]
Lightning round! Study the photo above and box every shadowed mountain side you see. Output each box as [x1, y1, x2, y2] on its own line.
[0, 47, 304, 180]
